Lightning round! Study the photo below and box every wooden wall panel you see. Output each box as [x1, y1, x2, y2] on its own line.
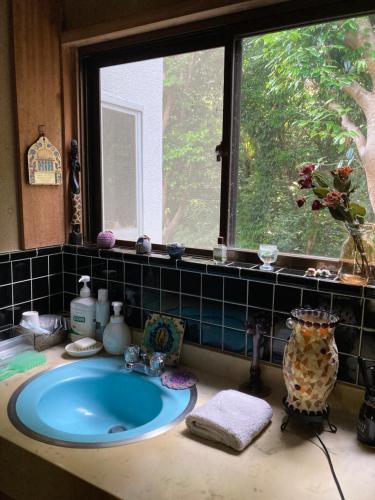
[12, 0, 65, 249]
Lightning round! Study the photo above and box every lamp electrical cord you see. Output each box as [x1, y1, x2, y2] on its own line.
[311, 428, 345, 500]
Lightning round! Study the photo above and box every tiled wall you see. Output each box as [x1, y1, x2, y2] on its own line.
[1, 243, 374, 386]
[0, 246, 63, 336]
[62, 244, 375, 387]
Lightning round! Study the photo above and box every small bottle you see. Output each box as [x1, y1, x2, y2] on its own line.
[213, 236, 227, 264]
[103, 302, 132, 355]
[96, 288, 110, 341]
[70, 275, 97, 341]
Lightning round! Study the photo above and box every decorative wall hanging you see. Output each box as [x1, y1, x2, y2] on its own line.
[142, 313, 185, 366]
[27, 134, 62, 185]
[68, 139, 83, 245]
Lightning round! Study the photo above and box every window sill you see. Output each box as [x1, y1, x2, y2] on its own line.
[63, 243, 375, 298]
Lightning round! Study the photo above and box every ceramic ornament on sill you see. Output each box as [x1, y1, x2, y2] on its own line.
[27, 134, 62, 185]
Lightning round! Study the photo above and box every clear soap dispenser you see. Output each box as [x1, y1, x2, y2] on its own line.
[103, 302, 132, 355]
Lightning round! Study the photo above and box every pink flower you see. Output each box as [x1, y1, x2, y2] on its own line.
[299, 164, 316, 176]
[323, 191, 343, 208]
[298, 175, 314, 189]
[296, 197, 306, 207]
[311, 200, 323, 210]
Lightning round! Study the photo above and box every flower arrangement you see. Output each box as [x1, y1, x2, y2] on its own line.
[295, 163, 371, 283]
[295, 163, 366, 224]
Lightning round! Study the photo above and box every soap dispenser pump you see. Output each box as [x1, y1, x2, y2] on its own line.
[103, 302, 131, 355]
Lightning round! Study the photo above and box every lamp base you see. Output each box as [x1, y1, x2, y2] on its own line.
[280, 397, 337, 433]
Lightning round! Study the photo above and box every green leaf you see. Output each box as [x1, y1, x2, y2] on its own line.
[349, 203, 366, 217]
[313, 172, 329, 187]
[333, 176, 348, 192]
[328, 207, 346, 222]
[313, 187, 329, 198]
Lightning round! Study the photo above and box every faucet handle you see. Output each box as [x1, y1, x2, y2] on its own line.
[149, 352, 166, 372]
[124, 344, 140, 363]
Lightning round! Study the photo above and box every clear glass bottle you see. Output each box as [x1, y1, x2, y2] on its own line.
[213, 236, 227, 264]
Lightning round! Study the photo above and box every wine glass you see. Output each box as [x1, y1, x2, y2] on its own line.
[258, 244, 278, 271]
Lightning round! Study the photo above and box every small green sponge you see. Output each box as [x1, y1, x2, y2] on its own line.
[0, 351, 46, 381]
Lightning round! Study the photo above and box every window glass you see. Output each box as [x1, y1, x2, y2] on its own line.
[100, 47, 224, 248]
[101, 104, 139, 239]
[234, 16, 373, 257]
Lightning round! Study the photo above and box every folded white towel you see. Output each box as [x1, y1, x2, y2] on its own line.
[185, 389, 272, 451]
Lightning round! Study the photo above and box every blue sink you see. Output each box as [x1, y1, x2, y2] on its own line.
[8, 358, 196, 448]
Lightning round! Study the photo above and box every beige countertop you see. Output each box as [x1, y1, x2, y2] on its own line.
[0, 343, 374, 500]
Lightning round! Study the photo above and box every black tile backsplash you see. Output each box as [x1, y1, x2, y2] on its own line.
[185, 319, 200, 343]
[181, 271, 201, 296]
[332, 295, 363, 326]
[13, 280, 31, 304]
[0, 262, 11, 285]
[202, 298, 222, 325]
[161, 268, 180, 292]
[32, 276, 49, 299]
[274, 285, 301, 312]
[201, 323, 222, 349]
[12, 259, 30, 282]
[224, 303, 246, 330]
[143, 266, 160, 289]
[125, 263, 142, 285]
[3, 243, 375, 387]
[32, 256, 48, 278]
[0, 245, 63, 324]
[161, 291, 180, 315]
[0, 246, 63, 329]
[77, 255, 91, 276]
[63, 253, 76, 274]
[202, 274, 223, 301]
[107, 260, 124, 283]
[223, 328, 245, 355]
[335, 325, 360, 356]
[224, 277, 247, 305]
[302, 289, 331, 310]
[181, 294, 200, 320]
[248, 281, 273, 309]
[142, 287, 160, 311]
[125, 285, 141, 308]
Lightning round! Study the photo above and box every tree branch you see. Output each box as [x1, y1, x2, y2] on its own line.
[329, 101, 367, 158]
[345, 17, 375, 87]
[342, 81, 372, 115]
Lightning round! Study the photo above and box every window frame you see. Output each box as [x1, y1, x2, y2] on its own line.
[80, 0, 375, 268]
[100, 92, 144, 239]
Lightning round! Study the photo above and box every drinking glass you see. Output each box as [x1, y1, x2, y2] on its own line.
[258, 244, 278, 271]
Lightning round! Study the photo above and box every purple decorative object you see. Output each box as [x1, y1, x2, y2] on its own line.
[161, 369, 198, 390]
[97, 231, 116, 249]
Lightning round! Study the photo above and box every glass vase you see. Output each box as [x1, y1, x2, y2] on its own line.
[338, 223, 375, 286]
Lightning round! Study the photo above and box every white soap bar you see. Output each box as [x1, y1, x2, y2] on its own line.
[73, 337, 97, 350]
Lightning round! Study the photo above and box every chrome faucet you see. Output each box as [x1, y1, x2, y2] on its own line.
[124, 345, 165, 377]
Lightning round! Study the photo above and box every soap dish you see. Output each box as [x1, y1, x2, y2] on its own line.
[65, 341, 103, 358]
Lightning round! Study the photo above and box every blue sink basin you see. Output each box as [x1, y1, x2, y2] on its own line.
[8, 358, 196, 448]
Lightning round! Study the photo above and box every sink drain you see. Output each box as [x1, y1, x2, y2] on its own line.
[108, 425, 127, 434]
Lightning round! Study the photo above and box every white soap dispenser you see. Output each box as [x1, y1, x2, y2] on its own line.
[103, 301, 131, 355]
[70, 275, 97, 341]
